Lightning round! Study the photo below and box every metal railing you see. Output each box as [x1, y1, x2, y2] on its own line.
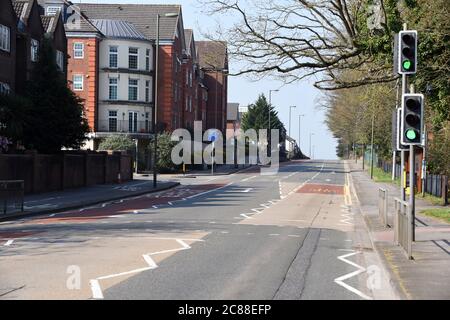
[378, 188, 388, 227]
[97, 120, 152, 134]
[0, 180, 24, 215]
[394, 198, 413, 260]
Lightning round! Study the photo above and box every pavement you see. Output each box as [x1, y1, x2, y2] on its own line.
[0, 179, 180, 221]
[0, 160, 401, 300]
[347, 160, 450, 300]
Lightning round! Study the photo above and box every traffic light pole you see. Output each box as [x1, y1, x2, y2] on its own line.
[410, 84, 416, 241]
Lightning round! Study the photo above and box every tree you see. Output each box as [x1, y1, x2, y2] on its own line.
[200, 0, 403, 90]
[241, 94, 286, 141]
[150, 132, 177, 173]
[22, 38, 89, 153]
[98, 135, 135, 152]
[0, 93, 31, 150]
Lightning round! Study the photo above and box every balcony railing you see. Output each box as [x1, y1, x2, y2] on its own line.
[97, 120, 153, 134]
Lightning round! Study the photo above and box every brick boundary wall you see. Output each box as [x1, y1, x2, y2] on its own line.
[0, 151, 132, 194]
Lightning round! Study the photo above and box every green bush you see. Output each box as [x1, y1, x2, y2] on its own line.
[98, 135, 135, 152]
[150, 132, 177, 173]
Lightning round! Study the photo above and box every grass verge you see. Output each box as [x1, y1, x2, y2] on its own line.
[420, 208, 450, 224]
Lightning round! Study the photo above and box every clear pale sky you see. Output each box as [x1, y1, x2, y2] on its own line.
[77, 0, 338, 160]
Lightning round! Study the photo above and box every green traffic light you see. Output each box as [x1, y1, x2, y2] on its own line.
[403, 60, 412, 70]
[406, 129, 417, 140]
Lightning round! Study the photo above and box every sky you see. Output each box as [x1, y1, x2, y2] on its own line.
[77, 0, 338, 160]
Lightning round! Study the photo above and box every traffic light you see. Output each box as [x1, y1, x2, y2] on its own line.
[398, 30, 418, 74]
[401, 94, 424, 145]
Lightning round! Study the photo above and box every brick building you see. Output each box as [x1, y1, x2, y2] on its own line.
[78, 3, 187, 133]
[0, 0, 67, 95]
[196, 41, 228, 134]
[0, 0, 17, 94]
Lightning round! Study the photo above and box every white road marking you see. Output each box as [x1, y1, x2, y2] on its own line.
[241, 175, 257, 182]
[269, 234, 280, 236]
[90, 280, 104, 299]
[288, 235, 301, 238]
[334, 250, 373, 300]
[90, 238, 200, 299]
[4, 239, 14, 246]
[241, 188, 253, 193]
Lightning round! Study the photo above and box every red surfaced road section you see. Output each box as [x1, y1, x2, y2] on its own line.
[24, 183, 227, 225]
[0, 231, 42, 239]
[297, 184, 344, 195]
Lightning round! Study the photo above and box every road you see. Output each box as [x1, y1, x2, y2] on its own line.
[0, 160, 397, 300]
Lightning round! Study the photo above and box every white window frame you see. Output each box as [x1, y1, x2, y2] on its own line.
[128, 47, 139, 70]
[56, 50, 64, 71]
[145, 49, 150, 71]
[128, 78, 139, 101]
[31, 39, 39, 62]
[46, 6, 61, 15]
[108, 110, 118, 132]
[0, 25, 10, 52]
[73, 42, 84, 59]
[109, 46, 118, 68]
[73, 75, 83, 91]
[109, 78, 118, 100]
[145, 80, 150, 103]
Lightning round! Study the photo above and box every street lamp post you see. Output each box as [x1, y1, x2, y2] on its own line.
[153, 12, 178, 188]
[268, 89, 279, 130]
[309, 133, 314, 159]
[298, 114, 305, 150]
[288, 106, 296, 137]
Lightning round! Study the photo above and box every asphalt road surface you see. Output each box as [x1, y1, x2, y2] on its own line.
[0, 160, 397, 300]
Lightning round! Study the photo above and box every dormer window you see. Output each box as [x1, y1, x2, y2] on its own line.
[46, 6, 61, 15]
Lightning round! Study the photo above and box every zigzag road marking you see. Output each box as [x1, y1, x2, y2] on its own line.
[90, 238, 203, 299]
[334, 250, 373, 300]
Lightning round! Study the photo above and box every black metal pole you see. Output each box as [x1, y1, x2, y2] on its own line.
[153, 14, 160, 188]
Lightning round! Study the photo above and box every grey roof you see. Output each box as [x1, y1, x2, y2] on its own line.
[196, 41, 228, 69]
[63, 6, 102, 34]
[91, 19, 147, 41]
[12, 0, 32, 21]
[79, 4, 181, 41]
[40, 15, 53, 31]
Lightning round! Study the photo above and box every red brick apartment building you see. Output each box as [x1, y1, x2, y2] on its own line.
[196, 41, 228, 134]
[0, 0, 67, 95]
[36, 1, 228, 145]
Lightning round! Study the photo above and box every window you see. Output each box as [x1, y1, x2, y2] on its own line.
[189, 96, 192, 112]
[189, 72, 193, 87]
[73, 42, 84, 59]
[128, 79, 138, 101]
[185, 97, 189, 111]
[73, 75, 83, 91]
[56, 50, 64, 71]
[128, 111, 138, 133]
[0, 82, 11, 95]
[108, 110, 118, 132]
[145, 112, 150, 132]
[109, 78, 118, 100]
[31, 39, 39, 62]
[128, 47, 138, 70]
[145, 49, 150, 71]
[145, 80, 150, 102]
[0, 25, 10, 52]
[46, 6, 60, 15]
[109, 46, 118, 68]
